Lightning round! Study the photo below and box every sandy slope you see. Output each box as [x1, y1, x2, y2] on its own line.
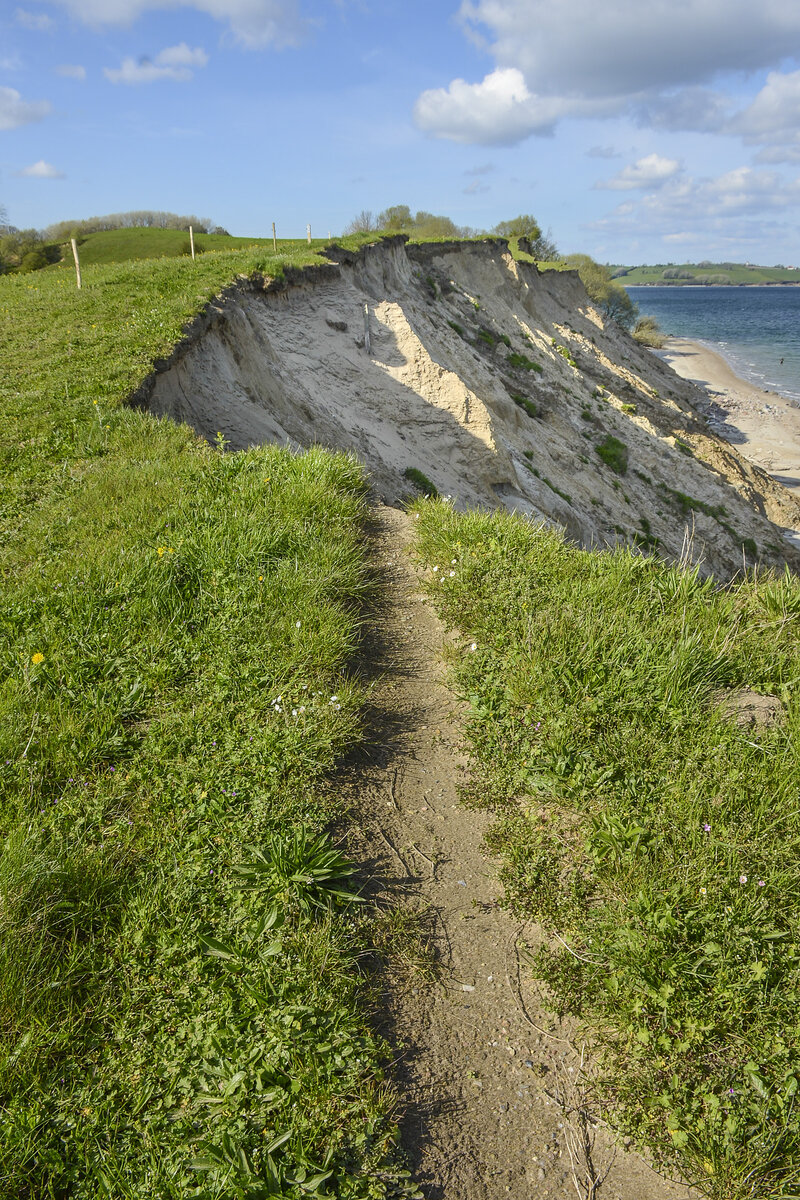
[135, 237, 800, 579]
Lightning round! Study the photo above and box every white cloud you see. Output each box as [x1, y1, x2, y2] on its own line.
[598, 153, 681, 190]
[56, 63, 87, 79]
[414, 66, 623, 144]
[104, 43, 208, 84]
[17, 159, 65, 178]
[417, 0, 800, 143]
[590, 165, 800, 252]
[636, 87, 731, 133]
[458, 0, 800, 98]
[0, 85, 51, 130]
[48, 0, 307, 49]
[15, 7, 55, 30]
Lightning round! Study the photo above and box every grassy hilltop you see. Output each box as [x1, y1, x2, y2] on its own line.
[3, 229, 800, 1198]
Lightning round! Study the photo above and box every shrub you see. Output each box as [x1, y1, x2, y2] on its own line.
[595, 435, 628, 474]
[633, 316, 667, 348]
[404, 467, 439, 497]
[508, 352, 543, 373]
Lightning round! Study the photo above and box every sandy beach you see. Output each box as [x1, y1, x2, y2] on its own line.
[660, 337, 800, 502]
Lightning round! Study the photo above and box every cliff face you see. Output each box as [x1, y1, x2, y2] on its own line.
[132, 236, 800, 578]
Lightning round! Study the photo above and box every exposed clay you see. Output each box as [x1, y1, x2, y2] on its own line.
[347, 505, 699, 1200]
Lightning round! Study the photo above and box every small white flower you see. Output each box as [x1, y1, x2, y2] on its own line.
[451, 559, 457, 564]
[470, 642, 477, 651]
[295, 620, 301, 628]
[433, 565, 439, 572]
[292, 709, 298, 717]
[330, 695, 338, 702]
[449, 570, 455, 577]
[739, 874, 748, 884]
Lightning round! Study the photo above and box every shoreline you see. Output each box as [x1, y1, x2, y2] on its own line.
[658, 337, 800, 510]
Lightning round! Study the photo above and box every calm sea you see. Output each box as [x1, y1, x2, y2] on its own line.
[626, 285, 800, 403]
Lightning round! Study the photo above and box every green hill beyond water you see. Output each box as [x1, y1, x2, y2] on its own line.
[614, 262, 800, 286]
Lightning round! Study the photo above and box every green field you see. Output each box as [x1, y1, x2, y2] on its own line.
[614, 262, 800, 286]
[49, 226, 336, 267]
[414, 500, 800, 1199]
[0, 241, 420, 1198]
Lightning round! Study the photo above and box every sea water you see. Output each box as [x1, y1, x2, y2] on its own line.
[626, 285, 800, 403]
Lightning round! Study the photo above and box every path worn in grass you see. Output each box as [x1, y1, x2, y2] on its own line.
[350, 505, 698, 1200]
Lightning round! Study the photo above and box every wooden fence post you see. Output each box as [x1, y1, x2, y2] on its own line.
[70, 238, 82, 289]
[272, 222, 277, 252]
[189, 225, 196, 261]
[307, 223, 311, 244]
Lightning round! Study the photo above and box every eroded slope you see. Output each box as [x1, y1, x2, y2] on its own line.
[133, 237, 800, 578]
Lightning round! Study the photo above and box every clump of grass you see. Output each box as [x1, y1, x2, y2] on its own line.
[621, 402, 637, 414]
[675, 437, 693, 455]
[404, 466, 439, 497]
[412, 500, 800, 1197]
[448, 319, 465, 337]
[551, 339, 577, 367]
[595, 434, 628, 474]
[511, 393, 539, 418]
[507, 352, 543, 373]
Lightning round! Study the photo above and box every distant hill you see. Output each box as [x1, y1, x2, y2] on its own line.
[58, 225, 277, 265]
[612, 262, 800, 286]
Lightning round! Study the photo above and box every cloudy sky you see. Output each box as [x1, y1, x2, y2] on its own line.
[3, 0, 800, 263]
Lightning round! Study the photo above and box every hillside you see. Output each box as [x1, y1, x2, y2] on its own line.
[135, 235, 800, 579]
[614, 262, 800, 286]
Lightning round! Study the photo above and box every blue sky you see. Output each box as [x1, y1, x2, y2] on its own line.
[3, 0, 800, 263]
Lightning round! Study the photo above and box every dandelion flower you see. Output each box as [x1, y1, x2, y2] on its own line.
[157, 546, 166, 557]
[31, 652, 44, 665]
[739, 874, 748, 884]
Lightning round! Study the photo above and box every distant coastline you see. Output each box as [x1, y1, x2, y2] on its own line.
[627, 281, 800, 288]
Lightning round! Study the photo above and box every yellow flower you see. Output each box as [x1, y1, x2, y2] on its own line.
[31, 652, 44, 665]
[157, 546, 166, 557]
[699, 887, 707, 895]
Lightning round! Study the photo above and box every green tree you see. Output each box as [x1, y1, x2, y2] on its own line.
[565, 253, 637, 330]
[492, 214, 542, 241]
[376, 204, 413, 232]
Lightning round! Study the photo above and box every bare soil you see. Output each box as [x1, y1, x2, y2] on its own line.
[348, 504, 699, 1200]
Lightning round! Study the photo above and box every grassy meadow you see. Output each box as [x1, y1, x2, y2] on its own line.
[0, 242, 419, 1196]
[414, 501, 800, 1199]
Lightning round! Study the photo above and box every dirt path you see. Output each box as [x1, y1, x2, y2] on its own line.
[351, 504, 698, 1200]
